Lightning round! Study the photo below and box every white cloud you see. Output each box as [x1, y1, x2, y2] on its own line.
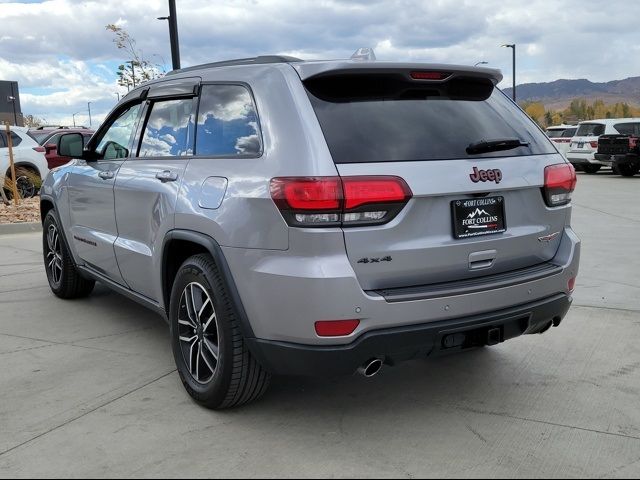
[0, 0, 640, 124]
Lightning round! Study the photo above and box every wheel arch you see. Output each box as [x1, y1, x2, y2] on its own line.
[161, 230, 255, 338]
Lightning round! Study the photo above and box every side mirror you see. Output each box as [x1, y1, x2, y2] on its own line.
[44, 143, 57, 155]
[57, 133, 85, 158]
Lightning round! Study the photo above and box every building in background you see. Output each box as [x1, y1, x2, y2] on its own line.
[0, 81, 23, 126]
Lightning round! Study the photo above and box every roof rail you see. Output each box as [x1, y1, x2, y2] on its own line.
[166, 55, 303, 76]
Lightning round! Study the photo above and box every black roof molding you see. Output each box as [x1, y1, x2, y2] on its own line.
[166, 55, 303, 76]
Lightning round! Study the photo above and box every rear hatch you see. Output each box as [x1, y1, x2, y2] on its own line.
[301, 66, 566, 290]
[569, 122, 605, 154]
[598, 135, 632, 156]
[598, 122, 640, 155]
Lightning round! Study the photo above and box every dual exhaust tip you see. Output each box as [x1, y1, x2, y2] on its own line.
[357, 358, 383, 378]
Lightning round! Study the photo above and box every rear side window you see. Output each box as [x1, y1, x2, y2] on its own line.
[139, 99, 195, 157]
[0, 132, 22, 147]
[562, 128, 577, 137]
[576, 123, 605, 137]
[195, 84, 262, 157]
[614, 122, 640, 135]
[305, 74, 555, 163]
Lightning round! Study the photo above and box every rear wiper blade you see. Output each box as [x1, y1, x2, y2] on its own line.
[466, 138, 530, 155]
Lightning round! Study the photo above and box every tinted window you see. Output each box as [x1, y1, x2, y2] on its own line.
[576, 123, 605, 137]
[0, 132, 22, 147]
[96, 104, 142, 159]
[195, 85, 261, 156]
[30, 131, 51, 144]
[139, 99, 194, 157]
[547, 129, 564, 138]
[614, 123, 640, 135]
[562, 128, 577, 137]
[306, 77, 555, 163]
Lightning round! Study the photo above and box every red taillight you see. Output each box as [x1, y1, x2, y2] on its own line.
[410, 71, 451, 81]
[33, 147, 45, 153]
[270, 176, 412, 227]
[589, 141, 598, 149]
[630, 137, 638, 149]
[271, 177, 341, 211]
[568, 277, 576, 293]
[544, 163, 577, 207]
[342, 177, 411, 210]
[315, 320, 360, 337]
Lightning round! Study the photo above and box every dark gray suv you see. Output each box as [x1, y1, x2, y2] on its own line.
[40, 55, 580, 409]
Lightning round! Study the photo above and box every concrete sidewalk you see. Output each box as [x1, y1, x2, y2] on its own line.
[0, 172, 639, 478]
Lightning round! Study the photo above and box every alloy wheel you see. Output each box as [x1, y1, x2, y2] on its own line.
[178, 282, 220, 384]
[46, 224, 63, 287]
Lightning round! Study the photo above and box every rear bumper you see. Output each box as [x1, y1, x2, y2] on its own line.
[568, 152, 607, 166]
[247, 293, 572, 376]
[593, 153, 619, 166]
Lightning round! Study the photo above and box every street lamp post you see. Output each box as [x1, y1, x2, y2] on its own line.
[501, 44, 516, 102]
[158, 0, 181, 70]
[87, 102, 92, 127]
[475, 61, 489, 67]
[72, 111, 82, 128]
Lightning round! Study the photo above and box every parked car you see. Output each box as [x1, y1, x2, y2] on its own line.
[1, 126, 49, 198]
[41, 55, 580, 409]
[28, 126, 85, 145]
[567, 118, 640, 173]
[41, 129, 94, 169]
[546, 124, 577, 159]
[595, 121, 640, 176]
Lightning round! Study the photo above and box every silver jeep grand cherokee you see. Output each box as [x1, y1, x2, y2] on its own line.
[40, 55, 580, 409]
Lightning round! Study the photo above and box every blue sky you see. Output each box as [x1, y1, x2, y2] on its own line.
[1, 0, 639, 126]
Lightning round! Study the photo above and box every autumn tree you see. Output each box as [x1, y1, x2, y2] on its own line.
[106, 24, 165, 90]
[521, 101, 546, 126]
[23, 114, 46, 128]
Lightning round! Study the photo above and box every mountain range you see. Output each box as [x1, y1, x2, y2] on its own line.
[502, 76, 640, 109]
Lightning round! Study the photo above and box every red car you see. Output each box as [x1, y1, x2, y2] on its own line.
[40, 129, 94, 168]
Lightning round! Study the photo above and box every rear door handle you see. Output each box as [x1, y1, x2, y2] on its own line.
[155, 170, 179, 183]
[98, 171, 115, 180]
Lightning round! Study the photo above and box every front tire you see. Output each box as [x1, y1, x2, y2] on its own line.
[582, 164, 601, 174]
[170, 254, 270, 409]
[43, 211, 95, 299]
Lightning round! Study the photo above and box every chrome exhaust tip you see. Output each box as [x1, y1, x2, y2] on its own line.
[357, 358, 383, 378]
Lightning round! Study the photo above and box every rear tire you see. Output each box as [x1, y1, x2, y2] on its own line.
[582, 164, 601, 174]
[43, 211, 95, 299]
[169, 254, 271, 409]
[4, 167, 41, 199]
[617, 164, 639, 177]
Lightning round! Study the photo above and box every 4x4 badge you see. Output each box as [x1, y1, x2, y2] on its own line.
[470, 167, 502, 184]
[538, 232, 560, 243]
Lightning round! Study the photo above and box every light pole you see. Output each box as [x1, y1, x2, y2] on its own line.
[475, 61, 488, 67]
[158, 0, 181, 70]
[87, 102, 92, 127]
[72, 111, 83, 128]
[114, 92, 121, 102]
[501, 44, 516, 102]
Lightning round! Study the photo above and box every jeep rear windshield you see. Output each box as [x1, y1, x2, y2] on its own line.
[305, 73, 555, 163]
[576, 123, 605, 137]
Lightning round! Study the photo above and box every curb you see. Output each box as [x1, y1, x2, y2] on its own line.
[0, 222, 42, 235]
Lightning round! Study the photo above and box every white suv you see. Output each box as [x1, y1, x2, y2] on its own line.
[546, 124, 577, 159]
[567, 118, 640, 174]
[0, 126, 49, 198]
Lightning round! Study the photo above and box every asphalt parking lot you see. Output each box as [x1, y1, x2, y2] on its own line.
[0, 172, 639, 478]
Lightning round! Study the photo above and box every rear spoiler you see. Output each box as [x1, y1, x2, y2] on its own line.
[292, 61, 503, 85]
